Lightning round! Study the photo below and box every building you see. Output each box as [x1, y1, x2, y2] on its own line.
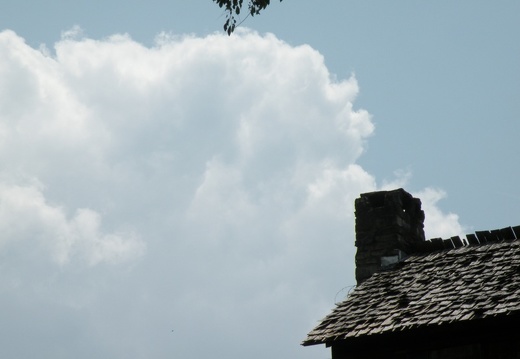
[303, 188, 520, 358]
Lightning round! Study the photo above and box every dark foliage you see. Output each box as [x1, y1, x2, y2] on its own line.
[213, 0, 283, 35]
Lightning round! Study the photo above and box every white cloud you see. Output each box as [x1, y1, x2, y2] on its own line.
[0, 28, 464, 359]
[414, 187, 466, 239]
[0, 181, 144, 266]
[60, 25, 85, 40]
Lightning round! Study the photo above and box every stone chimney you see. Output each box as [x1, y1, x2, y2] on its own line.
[354, 188, 425, 285]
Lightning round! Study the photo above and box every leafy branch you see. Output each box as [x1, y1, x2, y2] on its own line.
[213, 0, 283, 35]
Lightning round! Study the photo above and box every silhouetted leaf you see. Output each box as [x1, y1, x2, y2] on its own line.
[212, 0, 282, 35]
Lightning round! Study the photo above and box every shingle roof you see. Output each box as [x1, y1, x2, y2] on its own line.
[303, 226, 520, 346]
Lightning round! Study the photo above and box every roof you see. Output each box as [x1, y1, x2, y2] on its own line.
[303, 226, 520, 347]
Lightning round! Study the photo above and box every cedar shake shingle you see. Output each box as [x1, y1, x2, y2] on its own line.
[303, 232, 520, 346]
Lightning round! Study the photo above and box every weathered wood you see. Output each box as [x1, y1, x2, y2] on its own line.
[466, 234, 479, 245]
[500, 227, 516, 240]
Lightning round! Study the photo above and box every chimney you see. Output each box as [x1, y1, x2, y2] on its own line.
[354, 188, 425, 285]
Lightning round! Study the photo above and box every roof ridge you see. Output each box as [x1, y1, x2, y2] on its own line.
[417, 225, 520, 253]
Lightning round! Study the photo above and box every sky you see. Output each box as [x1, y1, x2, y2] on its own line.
[0, 1, 518, 358]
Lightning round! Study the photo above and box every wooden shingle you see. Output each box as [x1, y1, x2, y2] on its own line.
[303, 234, 520, 346]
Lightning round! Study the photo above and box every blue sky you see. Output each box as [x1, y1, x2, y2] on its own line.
[0, 1, 518, 359]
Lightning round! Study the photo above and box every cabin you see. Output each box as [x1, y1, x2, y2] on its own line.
[303, 188, 520, 358]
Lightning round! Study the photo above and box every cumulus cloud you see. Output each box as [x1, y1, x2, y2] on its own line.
[0, 181, 144, 266]
[0, 28, 464, 359]
[414, 187, 466, 239]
